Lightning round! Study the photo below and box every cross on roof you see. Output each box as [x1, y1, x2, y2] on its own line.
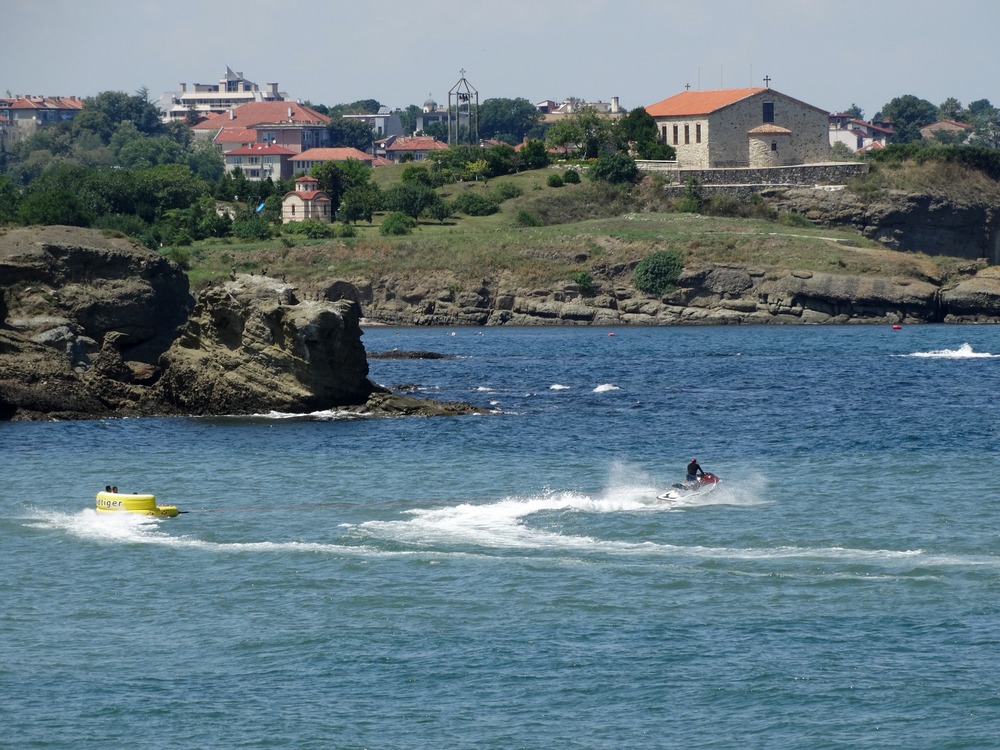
[685, 83, 691, 91]
[763, 75, 771, 88]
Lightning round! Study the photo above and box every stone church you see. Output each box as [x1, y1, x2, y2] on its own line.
[645, 87, 829, 168]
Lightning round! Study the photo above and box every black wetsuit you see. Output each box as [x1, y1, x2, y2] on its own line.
[686, 461, 704, 482]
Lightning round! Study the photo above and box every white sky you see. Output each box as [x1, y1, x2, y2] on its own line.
[4, 0, 998, 120]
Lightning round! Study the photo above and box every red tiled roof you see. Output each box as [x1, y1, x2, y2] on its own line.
[646, 88, 766, 117]
[196, 101, 330, 130]
[386, 136, 448, 151]
[224, 143, 296, 156]
[293, 147, 373, 162]
[3, 96, 85, 111]
[212, 127, 259, 144]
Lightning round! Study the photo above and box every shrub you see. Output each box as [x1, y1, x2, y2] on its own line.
[286, 219, 335, 239]
[514, 209, 543, 227]
[676, 177, 704, 213]
[492, 182, 523, 201]
[547, 172, 565, 188]
[563, 169, 581, 184]
[232, 216, 274, 241]
[634, 250, 684, 296]
[589, 152, 639, 184]
[452, 191, 500, 216]
[572, 270, 596, 295]
[163, 246, 192, 269]
[380, 211, 416, 236]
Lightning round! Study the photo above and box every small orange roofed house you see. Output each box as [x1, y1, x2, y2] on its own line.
[645, 86, 830, 168]
[282, 176, 332, 224]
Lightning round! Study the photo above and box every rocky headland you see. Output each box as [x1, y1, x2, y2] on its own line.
[4, 181, 1000, 421]
[0, 227, 486, 421]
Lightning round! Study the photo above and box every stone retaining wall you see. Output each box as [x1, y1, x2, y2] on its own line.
[637, 161, 868, 189]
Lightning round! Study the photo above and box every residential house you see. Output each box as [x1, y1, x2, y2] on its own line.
[536, 97, 624, 124]
[376, 135, 449, 163]
[645, 87, 829, 168]
[342, 106, 404, 139]
[157, 67, 288, 123]
[828, 113, 894, 152]
[224, 143, 295, 181]
[282, 176, 332, 224]
[920, 119, 974, 143]
[0, 95, 85, 134]
[194, 101, 330, 154]
[291, 147, 374, 175]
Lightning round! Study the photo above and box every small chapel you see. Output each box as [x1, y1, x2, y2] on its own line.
[281, 176, 332, 224]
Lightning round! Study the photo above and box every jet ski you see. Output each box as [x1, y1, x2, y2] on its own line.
[656, 472, 720, 502]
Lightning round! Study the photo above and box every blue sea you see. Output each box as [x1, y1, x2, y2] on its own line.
[4, 325, 1000, 749]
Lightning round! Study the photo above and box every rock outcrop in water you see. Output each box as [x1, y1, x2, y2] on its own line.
[0, 228, 486, 421]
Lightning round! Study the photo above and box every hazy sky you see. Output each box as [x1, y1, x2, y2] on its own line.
[4, 0, 997, 120]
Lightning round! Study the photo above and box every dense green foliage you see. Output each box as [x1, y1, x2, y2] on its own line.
[379, 211, 416, 235]
[633, 250, 684, 296]
[452, 191, 500, 216]
[865, 143, 1000, 181]
[477, 98, 543, 144]
[588, 153, 639, 184]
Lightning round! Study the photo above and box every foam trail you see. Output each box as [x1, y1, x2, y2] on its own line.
[906, 343, 997, 359]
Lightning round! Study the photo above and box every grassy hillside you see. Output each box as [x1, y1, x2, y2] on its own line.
[176, 164, 980, 292]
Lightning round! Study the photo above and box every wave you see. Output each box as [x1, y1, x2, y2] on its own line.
[593, 383, 620, 392]
[904, 343, 998, 359]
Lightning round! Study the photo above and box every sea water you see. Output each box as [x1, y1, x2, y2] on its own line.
[3, 325, 1000, 749]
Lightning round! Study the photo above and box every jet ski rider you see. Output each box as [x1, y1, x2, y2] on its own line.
[686, 458, 705, 484]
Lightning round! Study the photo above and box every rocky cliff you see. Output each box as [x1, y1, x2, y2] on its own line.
[0, 229, 485, 420]
[349, 261, 1000, 327]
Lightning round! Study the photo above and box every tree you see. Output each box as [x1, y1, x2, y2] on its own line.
[310, 161, 347, 207]
[339, 184, 382, 224]
[615, 107, 659, 152]
[879, 95, 938, 143]
[327, 118, 375, 151]
[938, 97, 963, 121]
[518, 139, 550, 170]
[966, 100, 1000, 148]
[845, 103, 865, 119]
[382, 182, 439, 220]
[18, 187, 93, 226]
[0, 174, 20, 223]
[84, 89, 164, 136]
[477, 97, 542, 144]
[588, 152, 639, 184]
[545, 118, 584, 157]
[615, 106, 674, 159]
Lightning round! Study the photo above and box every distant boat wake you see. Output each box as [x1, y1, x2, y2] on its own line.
[905, 343, 997, 358]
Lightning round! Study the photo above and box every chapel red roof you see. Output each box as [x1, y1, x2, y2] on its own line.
[645, 88, 766, 117]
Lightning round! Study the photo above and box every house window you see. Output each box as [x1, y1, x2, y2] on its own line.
[684, 124, 690, 145]
[763, 102, 774, 123]
[661, 125, 667, 142]
[696, 124, 701, 143]
[291, 205, 296, 215]
[771, 141, 778, 151]
[672, 125, 679, 145]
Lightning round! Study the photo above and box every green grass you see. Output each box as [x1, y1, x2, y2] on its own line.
[179, 166, 975, 293]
